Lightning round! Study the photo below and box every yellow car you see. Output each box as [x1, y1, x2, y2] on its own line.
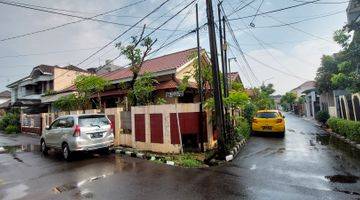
[251, 110, 285, 137]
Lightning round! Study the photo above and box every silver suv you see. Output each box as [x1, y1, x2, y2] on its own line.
[40, 114, 114, 160]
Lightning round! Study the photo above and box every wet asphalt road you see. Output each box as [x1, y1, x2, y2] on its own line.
[0, 113, 359, 200]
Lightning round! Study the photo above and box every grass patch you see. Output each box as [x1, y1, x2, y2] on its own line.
[170, 153, 204, 168]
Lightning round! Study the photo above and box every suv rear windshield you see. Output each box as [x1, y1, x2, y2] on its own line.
[256, 112, 278, 118]
[78, 115, 110, 127]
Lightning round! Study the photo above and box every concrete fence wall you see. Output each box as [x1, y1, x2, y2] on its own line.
[338, 93, 360, 121]
[21, 103, 217, 154]
[131, 103, 215, 153]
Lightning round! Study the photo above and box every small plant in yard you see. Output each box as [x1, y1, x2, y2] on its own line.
[175, 153, 203, 168]
[316, 110, 330, 124]
[0, 110, 20, 134]
[5, 125, 18, 134]
[234, 117, 251, 139]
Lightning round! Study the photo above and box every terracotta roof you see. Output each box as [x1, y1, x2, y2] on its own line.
[101, 48, 198, 81]
[0, 90, 11, 98]
[35, 65, 55, 74]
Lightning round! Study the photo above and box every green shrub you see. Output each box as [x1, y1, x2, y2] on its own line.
[326, 117, 360, 143]
[243, 103, 256, 123]
[234, 117, 250, 139]
[315, 110, 330, 124]
[0, 112, 20, 131]
[5, 125, 19, 134]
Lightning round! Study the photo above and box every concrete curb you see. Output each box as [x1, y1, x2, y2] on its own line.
[325, 130, 360, 151]
[225, 138, 248, 162]
[114, 147, 177, 166]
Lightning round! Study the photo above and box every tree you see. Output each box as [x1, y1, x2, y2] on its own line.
[316, 29, 360, 93]
[280, 92, 297, 111]
[128, 72, 158, 106]
[315, 55, 339, 93]
[116, 28, 157, 106]
[260, 83, 275, 95]
[53, 94, 79, 114]
[74, 75, 109, 111]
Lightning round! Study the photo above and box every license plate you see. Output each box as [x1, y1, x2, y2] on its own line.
[91, 132, 103, 138]
[262, 126, 272, 130]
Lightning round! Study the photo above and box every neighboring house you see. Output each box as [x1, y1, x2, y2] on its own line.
[0, 90, 11, 116]
[347, 0, 360, 26]
[96, 60, 124, 74]
[319, 90, 360, 122]
[271, 94, 282, 110]
[0, 90, 10, 105]
[45, 48, 212, 110]
[7, 65, 90, 114]
[291, 81, 319, 118]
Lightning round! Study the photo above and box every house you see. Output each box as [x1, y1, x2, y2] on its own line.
[0, 90, 11, 116]
[347, 0, 360, 26]
[319, 90, 360, 121]
[7, 65, 90, 114]
[290, 81, 319, 118]
[45, 48, 212, 110]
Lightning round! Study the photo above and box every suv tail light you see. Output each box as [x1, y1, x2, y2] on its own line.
[73, 125, 81, 137]
[276, 119, 283, 123]
[109, 121, 114, 135]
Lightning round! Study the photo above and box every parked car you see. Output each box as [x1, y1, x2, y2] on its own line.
[251, 110, 286, 137]
[40, 114, 114, 160]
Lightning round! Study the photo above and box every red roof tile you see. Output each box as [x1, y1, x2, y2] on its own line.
[101, 48, 198, 81]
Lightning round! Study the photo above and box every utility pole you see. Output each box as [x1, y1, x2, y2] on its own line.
[196, 3, 204, 152]
[217, 2, 228, 141]
[206, 0, 226, 156]
[222, 16, 229, 98]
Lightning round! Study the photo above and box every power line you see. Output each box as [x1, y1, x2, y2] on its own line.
[75, 0, 173, 67]
[0, 0, 186, 42]
[233, 9, 344, 30]
[292, 0, 349, 4]
[224, 0, 311, 75]
[158, 4, 195, 50]
[0, 0, 149, 42]
[249, 0, 264, 26]
[0, 46, 101, 59]
[228, 0, 321, 21]
[242, 50, 310, 81]
[228, 0, 257, 17]
[219, 4, 261, 86]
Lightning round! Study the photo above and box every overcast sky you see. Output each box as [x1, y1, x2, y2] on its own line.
[0, 0, 348, 94]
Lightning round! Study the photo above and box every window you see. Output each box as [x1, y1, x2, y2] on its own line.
[65, 117, 74, 128]
[78, 115, 110, 127]
[256, 112, 278, 118]
[50, 120, 60, 129]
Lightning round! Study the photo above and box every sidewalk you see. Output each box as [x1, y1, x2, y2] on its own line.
[0, 132, 39, 146]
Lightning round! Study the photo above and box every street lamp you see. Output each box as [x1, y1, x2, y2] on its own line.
[228, 57, 236, 89]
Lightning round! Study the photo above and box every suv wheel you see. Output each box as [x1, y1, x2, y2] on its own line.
[40, 140, 48, 155]
[62, 143, 72, 161]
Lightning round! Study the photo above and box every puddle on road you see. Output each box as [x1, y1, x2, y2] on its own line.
[325, 174, 359, 183]
[52, 173, 114, 199]
[0, 144, 40, 154]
